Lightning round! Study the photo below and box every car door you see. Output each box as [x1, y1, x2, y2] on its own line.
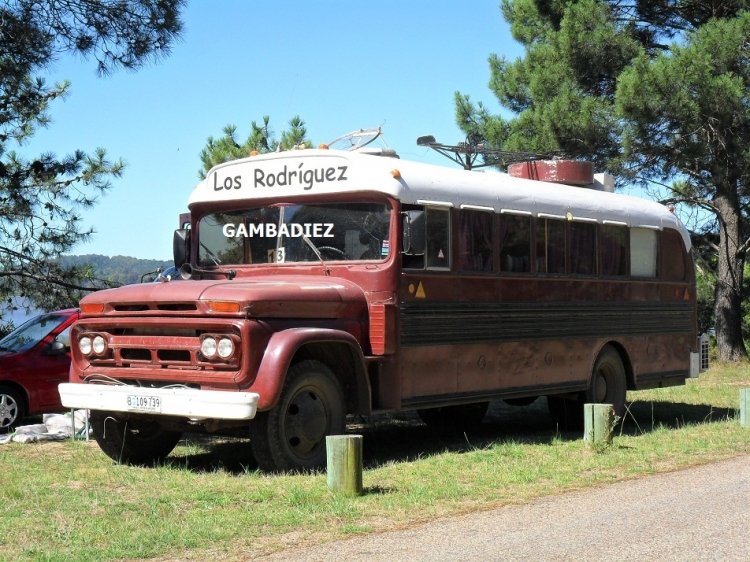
[15, 317, 75, 414]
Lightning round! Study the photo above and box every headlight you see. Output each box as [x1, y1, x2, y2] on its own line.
[217, 337, 234, 359]
[201, 336, 217, 358]
[79, 336, 92, 355]
[92, 335, 106, 355]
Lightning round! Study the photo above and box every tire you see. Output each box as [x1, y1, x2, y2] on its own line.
[0, 386, 25, 434]
[417, 402, 489, 433]
[586, 346, 627, 417]
[90, 411, 182, 466]
[250, 360, 345, 473]
[548, 345, 626, 430]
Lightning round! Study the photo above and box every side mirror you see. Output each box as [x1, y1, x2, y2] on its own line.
[44, 340, 67, 356]
[402, 210, 426, 255]
[173, 229, 190, 267]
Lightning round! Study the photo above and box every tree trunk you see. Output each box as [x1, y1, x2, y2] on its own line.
[713, 191, 747, 361]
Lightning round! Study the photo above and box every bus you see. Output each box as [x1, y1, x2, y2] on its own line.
[59, 147, 699, 471]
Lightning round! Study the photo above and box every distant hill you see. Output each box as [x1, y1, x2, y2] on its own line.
[3, 255, 175, 330]
[59, 254, 174, 286]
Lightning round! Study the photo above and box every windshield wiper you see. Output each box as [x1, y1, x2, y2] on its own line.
[302, 235, 330, 274]
[187, 241, 235, 279]
[200, 241, 222, 266]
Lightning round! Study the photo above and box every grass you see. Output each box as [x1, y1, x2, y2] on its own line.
[1, 363, 749, 561]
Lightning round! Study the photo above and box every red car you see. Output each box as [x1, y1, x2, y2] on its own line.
[0, 308, 78, 432]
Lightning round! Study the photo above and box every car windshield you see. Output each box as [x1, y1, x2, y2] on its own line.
[197, 202, 391, 266]
[0, 313, 69, 353]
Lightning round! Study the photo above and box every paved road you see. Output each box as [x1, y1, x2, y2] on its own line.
[262, 455, 750, 561]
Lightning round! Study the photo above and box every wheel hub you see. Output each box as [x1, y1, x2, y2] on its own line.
[0, 395, 18, 426]
[594, 374, 609, 402]
[284, 389, 328, 456]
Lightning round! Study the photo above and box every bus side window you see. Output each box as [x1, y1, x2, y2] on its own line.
[661, 229, 686, 281]
[499, 214, 531, 273]
[537, 218, 566, 274]
[458, 210, 494, 272]
[402, 206, 425, 269]
[630, 227, 658, 277]
[600, 224, 628, 276]
[425, 208, 450, 269]
[570, 221, 597, 275]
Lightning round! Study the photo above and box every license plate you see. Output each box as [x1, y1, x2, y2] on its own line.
[126, 394, 161, 413]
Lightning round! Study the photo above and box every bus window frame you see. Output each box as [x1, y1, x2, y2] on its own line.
[630, 226, 660, 279]
[536, 216, 568, 276]
[457, 208, 496, 274]
[599, 222, 630, 279]
[569, 219, 599, 277]
[402, 204, 452, 271]
[497, 211, 533, 276]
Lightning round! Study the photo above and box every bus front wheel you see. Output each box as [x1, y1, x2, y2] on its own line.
[250, 360, 345, 473]
[90, 411, 182, 466]
[548, 346, 626, 430]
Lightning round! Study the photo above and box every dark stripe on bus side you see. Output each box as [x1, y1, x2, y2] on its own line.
[399, 301, 694, 346]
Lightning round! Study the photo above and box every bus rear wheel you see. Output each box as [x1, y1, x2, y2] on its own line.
[250, 360, 345, 473]
[417, 402, 489, 432]
[548, 346, 626, 430]
[587, 346, 627, 417]
[90, 411, 182, 466]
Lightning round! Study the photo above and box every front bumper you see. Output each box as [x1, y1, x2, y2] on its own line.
[59, 382, 259, 421]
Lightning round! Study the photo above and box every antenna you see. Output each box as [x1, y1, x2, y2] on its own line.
[416, 135, 562, 170]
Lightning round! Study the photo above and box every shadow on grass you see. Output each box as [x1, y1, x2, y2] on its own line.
[619, 400, 735, 436]
[163, 398, 736, 474]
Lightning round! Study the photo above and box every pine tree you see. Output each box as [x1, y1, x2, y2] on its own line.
[457, 0, 750, 360]
[198, 116, 312, 179]
[0, 1, 184, 320]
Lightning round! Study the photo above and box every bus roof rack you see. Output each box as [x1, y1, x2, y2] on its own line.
[417, 134, 563, 171]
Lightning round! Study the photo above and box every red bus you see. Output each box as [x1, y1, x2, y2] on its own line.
[60, 148, 698, 471]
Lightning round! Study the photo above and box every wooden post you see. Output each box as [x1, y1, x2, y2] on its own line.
[584, 403, 615, 447]
[326, 435, 363, 496]
[741, 389, 750, 428]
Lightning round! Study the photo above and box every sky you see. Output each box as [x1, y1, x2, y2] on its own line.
[23, 0, 521, 261]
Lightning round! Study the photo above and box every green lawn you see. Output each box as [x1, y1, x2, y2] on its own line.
[1, 363, 749, 561]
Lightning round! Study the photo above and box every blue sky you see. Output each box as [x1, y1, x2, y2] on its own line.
[23, 0, 520, 260]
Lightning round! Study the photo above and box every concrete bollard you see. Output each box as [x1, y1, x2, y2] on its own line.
[326, 434, 363, 496]
[584, 403, 615, 447]
[741, 389, 750, 428]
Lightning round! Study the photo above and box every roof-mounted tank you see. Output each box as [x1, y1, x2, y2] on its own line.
[507, 160, 614, 192]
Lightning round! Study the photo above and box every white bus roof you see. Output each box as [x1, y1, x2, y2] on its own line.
[190, 149, 691, 250]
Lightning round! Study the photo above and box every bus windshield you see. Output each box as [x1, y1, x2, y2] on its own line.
[197, 202, 391, 266]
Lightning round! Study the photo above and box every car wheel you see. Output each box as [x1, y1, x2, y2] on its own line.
[0, 386, 25, 433]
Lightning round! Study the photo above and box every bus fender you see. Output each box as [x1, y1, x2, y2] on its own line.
[250, 327, 371, 413]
